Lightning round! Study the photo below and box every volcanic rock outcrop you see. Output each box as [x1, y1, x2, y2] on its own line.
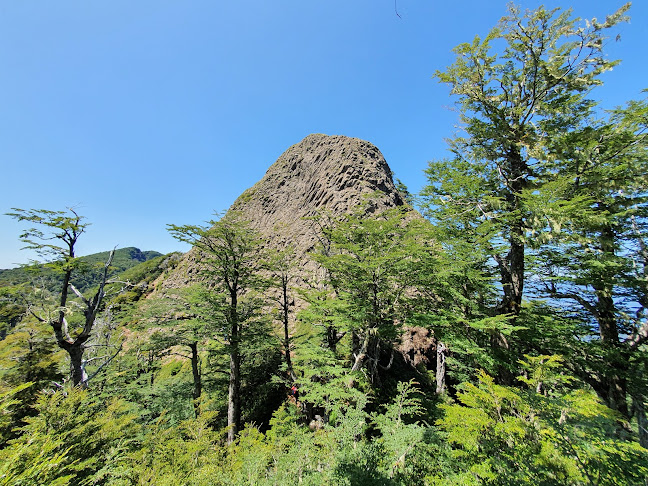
[156, 133, 407, 290]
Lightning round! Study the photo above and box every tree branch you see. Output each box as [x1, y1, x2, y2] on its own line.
[87, 342, 123, 383]
[626, 320, 648, 350]
[548, 290, 599, 319]
[69, 284, 90, 306]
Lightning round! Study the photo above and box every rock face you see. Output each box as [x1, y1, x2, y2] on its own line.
[235, 133, 404, 227]
[157, 133, 406, 290]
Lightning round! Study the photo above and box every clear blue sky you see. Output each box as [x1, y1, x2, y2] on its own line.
[1, 0, 645, 268]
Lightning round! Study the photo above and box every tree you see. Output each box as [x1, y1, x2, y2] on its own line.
[0, 385, 139, 486]
[311, 205, 436, 383]
[7, 208, 119, 387]
[268, 244, 298, 379]
[0, 316, 63, 442]
[435, 363, 648, 485]
[533, 97, 648, 418]
[168, 211, 272, 444]
[137, 286, 211, 418]
[423, 3, 630, 381]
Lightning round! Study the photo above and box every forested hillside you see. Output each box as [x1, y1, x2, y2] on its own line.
[1, 4, 647, 485]
[0, 246, 162, 293]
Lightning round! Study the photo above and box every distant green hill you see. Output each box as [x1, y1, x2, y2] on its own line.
[0, 247, 163, 294]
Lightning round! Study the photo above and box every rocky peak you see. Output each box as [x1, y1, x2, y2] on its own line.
[156, 134, 406, 289]
[231, 133, 404, 238]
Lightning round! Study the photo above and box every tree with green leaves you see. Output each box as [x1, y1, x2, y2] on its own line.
[424, 3, 629, 315]
[311, 205, 435, 384]
[531, 97, 648, 420]
[168, 211, 273, 444]
[0, 384, 139, 486]
[6, 208, 119, 387]
[267, 244, 298, 379]
[423, 3, 631, 382]
[135, 286, 212, 417]
[434, 361, 648, 485]
[0, 316, 63, 442]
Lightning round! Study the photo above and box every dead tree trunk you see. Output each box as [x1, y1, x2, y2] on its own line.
[53, 250, 115, 387]
[436, 341, 447, 395]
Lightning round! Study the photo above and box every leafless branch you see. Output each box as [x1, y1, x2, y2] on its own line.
[87, 342, 123, 383]
[61, 316, 71, 342]
[70, 284, 90, 306]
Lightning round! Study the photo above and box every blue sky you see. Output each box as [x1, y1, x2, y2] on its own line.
[1, 0, 645, 268]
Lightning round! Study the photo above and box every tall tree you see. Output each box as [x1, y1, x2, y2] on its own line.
[268, 245, 298, 379]
[426, 3, 628, 315]
[137, 286, 212, 417]
[7, 208, 117, 387]
[168, 211, 271, 444]
[535, 98, 648, 417]
[423, 3, 630, 380]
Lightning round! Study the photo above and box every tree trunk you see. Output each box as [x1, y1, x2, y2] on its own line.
[281, 276, 293, 374]
[228, 340, 241, 445]
[68, 344, 87, 388]
[227, 292, 241, 445]
[326, 325, 341, 352]
[593, 225, 628, 417]
[189, 342, 202, 417]
[436, 341, 447, 395]
[351, 332, 369, 373]
[496, 233, 525, 317]
[491, 148, 526, 385]
[498, 146, 526, 318]
[351, 331, 381, 383]
[633, 395, 648, 449]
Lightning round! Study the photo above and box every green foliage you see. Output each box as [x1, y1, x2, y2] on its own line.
[371, 379, 428, 481]
[529, 97, 648, 413]
[436, 366, 648, 485]
[1, 6, 646, 486]
[0, 285, 27, 339]
[0, 319, 65, 441]
[0, 430, 73, 486]
[106, 252, 180, 310]
[120, 411, 225, 485]
[290, 335, 366, 421]
[0, 383, 33, 442]
[424, 2, 630, 301]
[169, 211, 281, 442]
[423, 0, 645, 423]
[309, 205, 440, 382]
[0, 386, 139, 486]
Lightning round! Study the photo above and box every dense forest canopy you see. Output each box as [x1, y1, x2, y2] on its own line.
[1, 4, 647, 485]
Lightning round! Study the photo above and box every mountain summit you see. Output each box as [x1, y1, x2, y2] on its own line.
[235, 133, 404, 218]
[230, 133, 405, 242]
[157, 134, 407, 289]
